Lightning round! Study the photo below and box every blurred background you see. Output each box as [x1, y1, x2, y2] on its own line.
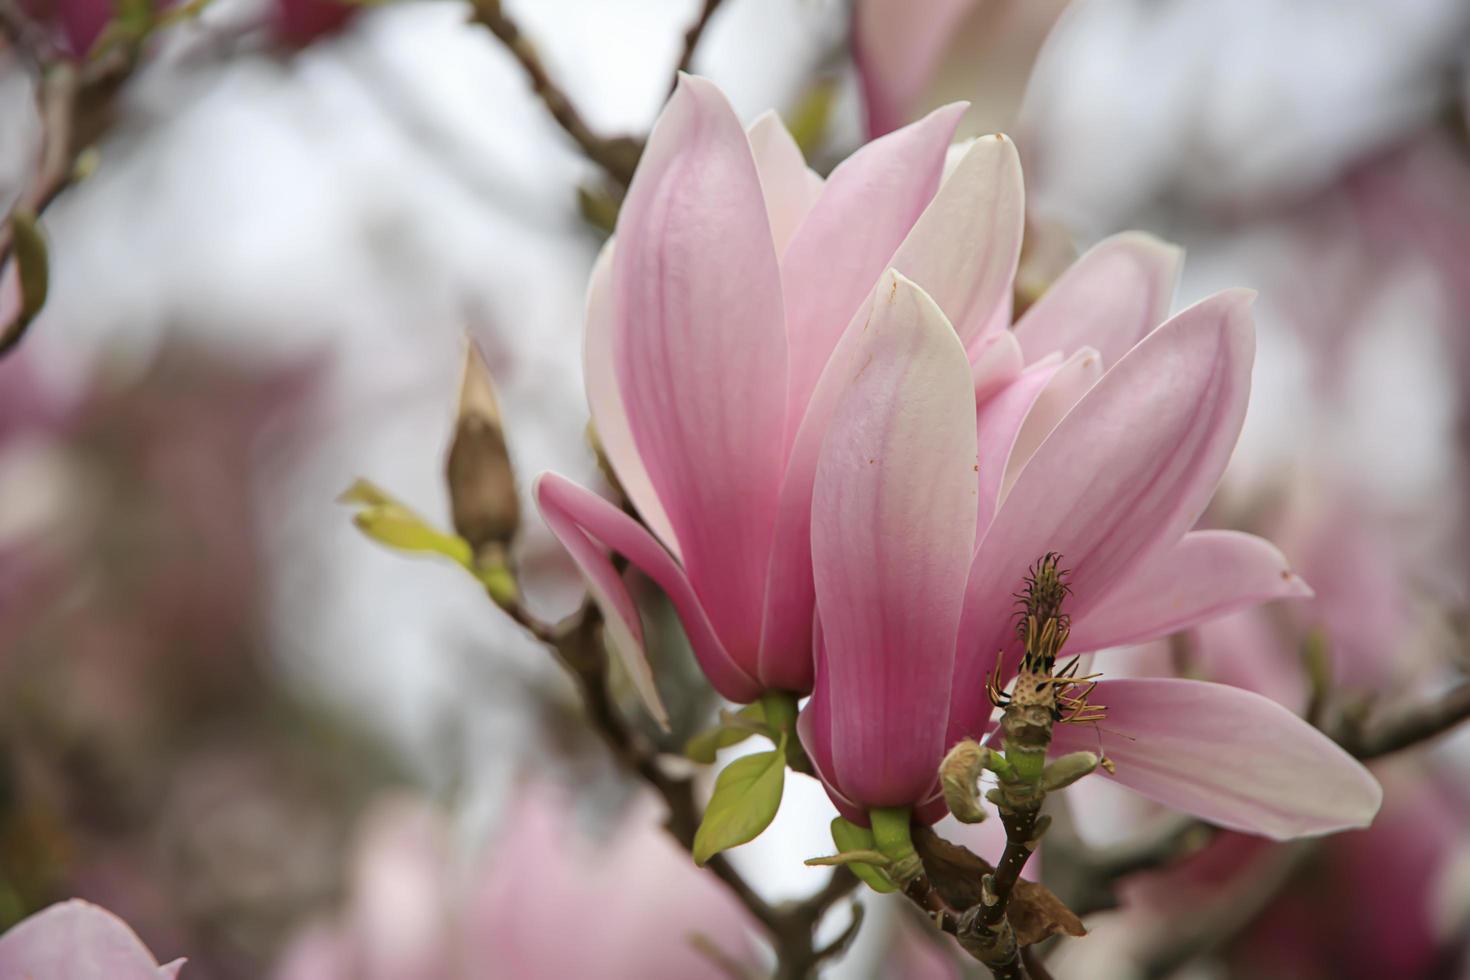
[1, 0, 1469, 977]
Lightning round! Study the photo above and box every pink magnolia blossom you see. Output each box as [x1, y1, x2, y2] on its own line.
[274, 789, 755, 980]
[20, 0, 113, 58]
[538, 75, 1022, 716]
[270, 0, 357, 48]
[0, 900, 185, 979]
[798, 269, 1380, 837]
[853, 0, 1069, 139]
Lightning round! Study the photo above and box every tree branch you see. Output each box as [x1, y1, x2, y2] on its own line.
[668, 0, 723, 95]
[1337, 679, 1470, 760]
[466, 0, 640, 187]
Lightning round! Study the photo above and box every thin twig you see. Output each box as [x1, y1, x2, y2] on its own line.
[495, 587, 859, 976]
[466, 0, 640, 187]
[668, 0, 723, 96]
[1338, 679, 1470, 759]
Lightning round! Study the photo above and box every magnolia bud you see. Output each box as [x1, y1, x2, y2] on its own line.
[446, 340, 519, 566]
[940, 739, 990, 824]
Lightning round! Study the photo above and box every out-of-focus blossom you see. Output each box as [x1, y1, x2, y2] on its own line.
[538, 74, 1013, 711]
[853, 0, 1069, 138]
[0, 899, 186, 979]
[852, 0, 976, 138]
[270, 0, 359, 49]
[20, 0, 114, 58]
[274, 788, 756, 980]
[1020, 0, 1470, 234]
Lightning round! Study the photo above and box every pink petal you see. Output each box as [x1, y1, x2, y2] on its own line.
[890, 134, 1025, 348]
[1049, 679, 1382, 840]
[583, 240, 680, 558]
[997, 345, 1104, 504]
[809, 270, 977, 808]
[614, 75, 788, 665]
[535, 473, 761, 710]
[974, 353, 1062, 527]
[970, 329, 1024, 402]
[1070, 530, 1313, 652]
[746, 111, 822, 256]
[781, 103, 966, 432]
[0, 900, 181, 979]
[1013, 231, 1183, 366]
[853, 0, 980, 137]
[949, 290, 1257, 745]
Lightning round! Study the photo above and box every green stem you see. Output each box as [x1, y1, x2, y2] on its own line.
[760, 690, 812, 774]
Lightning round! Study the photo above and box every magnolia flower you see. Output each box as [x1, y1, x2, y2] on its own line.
[798, 267, 1380, 838]
[853, 0, 1069, 139]
[0, 900, 185, 979]
[538, 75, 1023, 716]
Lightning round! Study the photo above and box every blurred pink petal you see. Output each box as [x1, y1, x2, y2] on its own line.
[1071, 530, 1313, 651]
[852, 0, 979, 137]
[1049, 678, 1381, 839]
[805, 270, 976, 810]
[0, 899, 184, 979]
[467, 787, 756, 978]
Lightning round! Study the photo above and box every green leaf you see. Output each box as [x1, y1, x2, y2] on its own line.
[8, 209, 49, 334]
[684, 704, 766, 764]
[340, 478, 474, 567]
[692, 737, 785, 865]
[831, 817, 897, 893]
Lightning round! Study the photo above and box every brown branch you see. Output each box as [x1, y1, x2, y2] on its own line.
[1337, 679, 1470, 760]
[668, 0, 724, 95]
[495, 588, 859, 976]
[467, 0, 640, 187]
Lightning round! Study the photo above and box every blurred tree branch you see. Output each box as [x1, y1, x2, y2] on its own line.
[466, 0, 641, 187]
[0, 0, 147, 357]
[491, 572, 860, 978]
[669, 0, 724, 96]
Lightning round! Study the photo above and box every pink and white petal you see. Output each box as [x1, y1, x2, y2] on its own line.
[971, 329, 1025, 403]
[890, 134, 1025, 348]
[614, 75, 788, 662]
[799, 625, 867, 825]
[535, 473, 761, 711]
[1014, 232, 1183, 365]
[747, 111, 821, 255]
[974, 353, 1062, 528]
[0, 900, 179, 980]
[1070, 531, 1312, 652]
[997, 345, 1104, 504]
[949, 291, 1256, 744]
[811, 271, 977, 808]
[1049, 679, 1382, 840]
[583, 240, 680, 558]
[853, 0, 980, 137]
[781, 103, 966, 430]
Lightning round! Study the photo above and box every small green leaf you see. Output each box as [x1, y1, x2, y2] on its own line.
[8, 209, 49, 333]
[684, 704, 766, 764]
[340, 478, 474, 567]
[831, 817, 897, 893]
[804, 849, 889, 868]
[692, 738, 785, 865]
